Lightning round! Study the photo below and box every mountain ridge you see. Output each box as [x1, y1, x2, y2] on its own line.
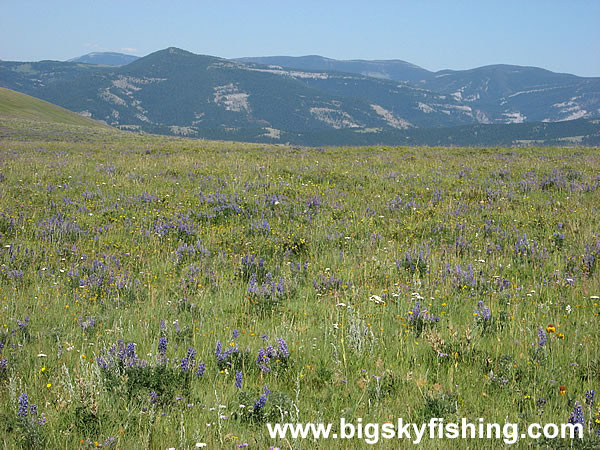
[68, 51, 140, 66]
[1, 47, 599, 145]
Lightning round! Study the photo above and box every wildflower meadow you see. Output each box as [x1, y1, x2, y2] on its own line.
[0, 123, 599, 448]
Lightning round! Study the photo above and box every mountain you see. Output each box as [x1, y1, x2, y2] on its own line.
[0, 47, 599, 145]
[239, 56, 600, 124]
[235, 55, 432, 82]
[418, 65, 600, 123]
[1, 84, 597, 146]
[0, 60, 111, 94]
[1, 85, 598, 147]
[21, 47, 475, 136]
[68, 52, 140, 66]
[0, 87, 109, 128]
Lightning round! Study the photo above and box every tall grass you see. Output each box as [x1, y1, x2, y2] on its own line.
[0, 128, 599, 448]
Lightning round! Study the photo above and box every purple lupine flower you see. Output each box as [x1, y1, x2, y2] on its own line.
[180, 347, 196, 372]
[258, 364, 271, 373]
[568, 402, 585, 428]
[232, 329, 239, 339]
[276, 278, 285, 294]
[257, 347, 269, 366]
[30, 404, 37, 416]
[253, 393, 267, 410]
[538, 328, 547, 347]
[475, 301, 491, 321]
[585, 390, 595, 407]
[235, 370, 243, 389]
[223, 346, 239, 360]
[261, 334, 269, 341]
[215, 340, 223, 360]
[38, 413, 47, 425]
[180, 357, 190, 371]
[187, 347, 196, 361]
[96, 356, 109, 369]
[408, 301, 440, 323]
[265, 345, 276, 359]
[196, 362, 206, 377]
[409, 301, 421, 320]
[17, 393, 29, 417]
[158, 337, 168, 356]
[126, 342, 136, 358]
[276, 338, 290, 359]
[150, 391, 158, 404]
[78, 316, 96, 331]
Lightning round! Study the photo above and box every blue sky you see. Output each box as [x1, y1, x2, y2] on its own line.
[1, 1, 599, 76]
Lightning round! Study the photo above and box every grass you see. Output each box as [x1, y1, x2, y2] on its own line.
[0, 88, 109, 128]
[0, 117, 599, 448]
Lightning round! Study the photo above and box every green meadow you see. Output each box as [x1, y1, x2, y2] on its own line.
[0, 117, 599, 448]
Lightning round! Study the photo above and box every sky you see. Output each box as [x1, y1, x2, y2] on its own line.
[1, 1, 599, 77]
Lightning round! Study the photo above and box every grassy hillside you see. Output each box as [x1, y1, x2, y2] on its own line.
[0, 87, 109, 128]
[0, 120, 599, 448]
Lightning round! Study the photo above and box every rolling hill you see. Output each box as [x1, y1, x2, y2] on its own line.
[0, 87, 109, 127]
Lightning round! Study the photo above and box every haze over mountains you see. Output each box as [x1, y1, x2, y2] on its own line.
[68, 52, 140, 66]
[1, 48, 599, 145]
